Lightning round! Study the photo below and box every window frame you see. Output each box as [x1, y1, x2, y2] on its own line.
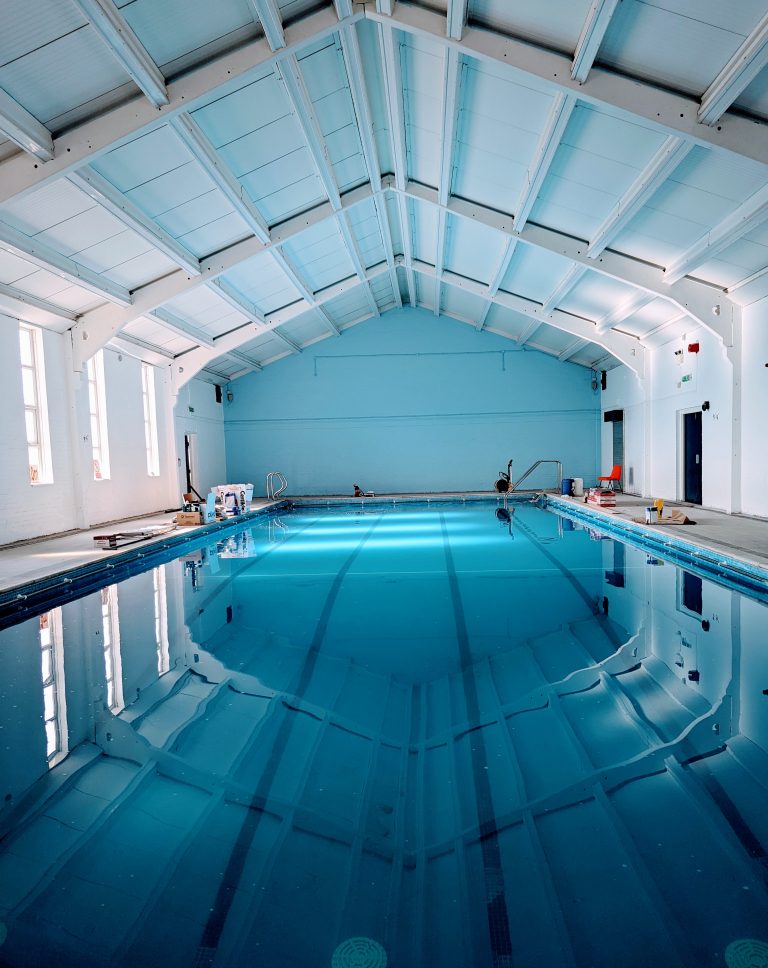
[39, 608, 68, 767]
[141, 362, 160, 477]
[19, 324, 53, 485]
[86, 351, 111, 481]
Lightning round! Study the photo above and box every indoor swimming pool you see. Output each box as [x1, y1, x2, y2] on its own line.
[0, 500, 767, 967]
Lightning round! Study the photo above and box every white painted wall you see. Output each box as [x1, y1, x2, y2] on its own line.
[741, 296, 768, 518]
[0, 313, 183, 544]
[173, 378, 227, 500]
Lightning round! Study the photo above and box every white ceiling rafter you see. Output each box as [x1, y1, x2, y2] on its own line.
[210, 277, 301, 356]
[0, 88, 54, 161]
[70, 0, 168, 108]
[0, 6, 350, 207]
[317, 307, 342, 336]
[517, 320, 542, 348]
[587, 137, 694, 258]
[595, 291, 656, 334]
[541, 265, 588, 314]
[366, 4, 768, 168]
[170, 113, 271, 243]
[664, 182, 768, 284]
[171, 266, 389, 389]
[226, 349, 263, 373]
[728, 263, 768, 294]
[376, 0, 394, 13]
[150, 307, 214, 347]
[477, 93, 574, 332]
[446, 0, 468, 41]
[246, 0, 286, 51]
[698, 12, 768, 126]
[0, 282, 78, 323]
[435, 47, 462, 314]
[334, 0, 354, 19]
[378, 23, 416, 305]
[434, 208, 447, 316]
[337, 211, 381, 317]
[409, 257, 643, 373]
[111, 331, 174, 360]
[398, 181, 738, 342]
[558, 338, 591, 362]
[70, 167, 201, 276]
[0, 219, 132, 307]
[571, 0, 621, 85]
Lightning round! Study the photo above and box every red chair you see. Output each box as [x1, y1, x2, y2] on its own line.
[597, 464, 622, 491]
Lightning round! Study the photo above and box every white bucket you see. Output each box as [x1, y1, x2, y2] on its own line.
[572, 478, 584, 496]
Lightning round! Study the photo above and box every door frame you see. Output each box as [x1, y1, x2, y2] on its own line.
[677, 407, 702, 503]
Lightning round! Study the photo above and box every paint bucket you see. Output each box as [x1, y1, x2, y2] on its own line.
[572, 478, 584, 496]
[561, 478, 573, 496]
[645, 507, 653, 524]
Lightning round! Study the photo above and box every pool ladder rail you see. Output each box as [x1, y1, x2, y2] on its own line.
[266, 471, 288, 500]
[509, 459, 563, 492]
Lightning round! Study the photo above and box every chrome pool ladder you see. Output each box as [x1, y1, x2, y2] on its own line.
[266, 471, 288, 500]
[510, 459, 562, 491]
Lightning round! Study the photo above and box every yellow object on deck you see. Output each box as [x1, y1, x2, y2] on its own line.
[654, 498, 665, 520]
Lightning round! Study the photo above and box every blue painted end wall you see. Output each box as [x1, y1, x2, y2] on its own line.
[224, 308, 600, 495]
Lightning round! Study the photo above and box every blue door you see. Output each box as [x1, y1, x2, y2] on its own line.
[683, 411, 702, 504]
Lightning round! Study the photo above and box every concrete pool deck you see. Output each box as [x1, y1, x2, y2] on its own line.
[1, 491, 767, 594]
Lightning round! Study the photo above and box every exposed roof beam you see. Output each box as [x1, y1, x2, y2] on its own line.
[541, 265, 588, 313]
[698, 12, 768, 126]
[317, 306, 342, 336]
[367, 3, 768, 168]
[111, 331, 174, 360]
[0, 219, 131, 307]
[0, 6, 350, 207]
[338, 25, 401, 307]
[571, 0, 620, 84]
[376, 0, 394, 13]
[170, 113, 271, 243]
[587, 137, 693, 258]
[438, 48, 462, 208]
[70, 182, 374, 368]
[210, 277, 267, 324]
[379, 24, 408, 192]
[246, 0, 285, 51]
[334, 0, 354, 18]
[517, 320, 542, 348]
[337, 211, 380, 316]
[70, 167, 201, 275]
[447, 0, 468, 41]
[271, 329, 302, 355]
[558, 337, 590, 362]
[226, 349, 263, 372]
[434, 209, 447, 315]
[270, 247, 314, 304]
[595, 291, 656, 334]
[727, 263, 768, 294]
[476, 238, 518, 331]
[0, 88, 54, 161]
[396, 180, 738, 343]
[396, 193, 416, 306]
[171, 267, 388, 389]
[517, 94, 576, 229]
[664, 182, 768, 283]
[150, 307, 214, 347]
[409, 257, 643, 373]
[70, 0, 168, 108]
[0, 281, 78, 323]
[275, 55, 342, 209]
[642, 310, 687, 342]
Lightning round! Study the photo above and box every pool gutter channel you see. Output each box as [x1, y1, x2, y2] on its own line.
[2, 492, 768, 628]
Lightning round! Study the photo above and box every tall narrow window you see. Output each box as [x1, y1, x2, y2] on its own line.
[19, 324, 53, 484]
[39, 608, 68, 766]
[141, 363, 160, 477]
[153, 566, 170, 676]
[86, 351, 110, 480]
[101, 585, 124, 713]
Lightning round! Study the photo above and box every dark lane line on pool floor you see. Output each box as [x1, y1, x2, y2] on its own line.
[439, 512, 515, 968]
[193, 513, 384, 966]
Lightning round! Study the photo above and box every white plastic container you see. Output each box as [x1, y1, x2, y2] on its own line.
[572, 478, 584, 496]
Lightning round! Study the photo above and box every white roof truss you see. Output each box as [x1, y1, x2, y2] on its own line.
[0, 281, 78, 323]
[70, 0, 169, 108]
[558, 338, 591, 362]
[698, 12, 768, 126]
[150, 308, 214, 347]
[571, 0, 621, 85]
[447, 0, 468, 41]
[246, 0, 286, 52]
[0, 88, 54, 161]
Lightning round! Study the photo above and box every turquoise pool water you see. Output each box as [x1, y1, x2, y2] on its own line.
[0, 501, 767, 967]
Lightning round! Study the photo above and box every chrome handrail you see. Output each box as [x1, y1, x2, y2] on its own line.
[510, 459, 562, 492]
[266, 471, 288, 500]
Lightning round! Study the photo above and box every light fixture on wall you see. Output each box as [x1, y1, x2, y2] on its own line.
[226, 390, 234, 403]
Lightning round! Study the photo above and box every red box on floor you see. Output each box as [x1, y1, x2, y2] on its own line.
[587, 489, 616, 508]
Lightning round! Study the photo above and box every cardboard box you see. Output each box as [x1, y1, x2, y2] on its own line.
[176, 511, 202, 526]
[587, 489, 616, 508]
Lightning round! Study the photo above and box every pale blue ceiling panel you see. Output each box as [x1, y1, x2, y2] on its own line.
[124, 318, 195, 355]
[1, 179, 93, 235]
[122, 164, 215, 221]
[242, 332, 291, 363]
[402, 37, 444, 187]
[154, 192, 238, 242]
[628, 298, 686, 332]
[696, 240, 768, 288]
[281, 220, 355, 293]
[386, 194, 403, 256]
[530, 326, 572, 353]
[598, 0, 767, 99]
[370, 274, 395, 312]
[444, 216, 504, 286]
[347, 200, 386, 268]
[410, 199, 438, 265]
[246, 172, 324, 224]
[68, 232, 154, 275]
[222, 254, 302, 315]
[277, 315, 323, 345]
[166, 287, 247, 336]
[93, 126, 196, 194]
[0, 260, 101, 310]
[483, 304, 526, 339]
[611, 211, 700, 267]
[469, 0, 592, 55]
[500, 244, 572, 303]
[277, 0, 323, 22]
[33, 205, 129, 259]
[0, 24, 131, 129]
[441, 285, 485, 323]
[667, 147, 768, 207]
[0, 0, 86, 64]
[192, 75, 286, 149]
[559, 273, 637, 322]
[530, 177, 610, 242]
[736, 64, 768, 121]
[217, 117, 304, 181]
[322, 286, 371, 325]
[118, 0, 257, 73]
[176, 212, 250, 259]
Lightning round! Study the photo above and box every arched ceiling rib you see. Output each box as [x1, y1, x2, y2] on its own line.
[0, 0, 767, 385]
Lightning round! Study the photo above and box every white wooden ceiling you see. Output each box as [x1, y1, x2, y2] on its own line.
[1, 0, 767, 384]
